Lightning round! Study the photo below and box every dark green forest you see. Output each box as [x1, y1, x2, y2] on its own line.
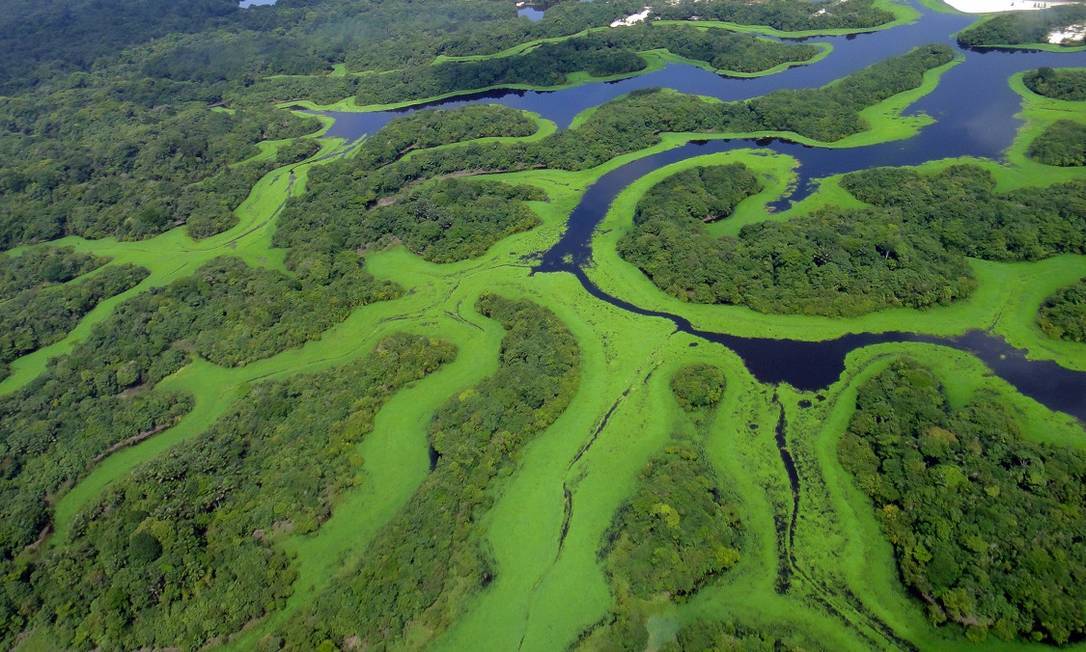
[0, 247, 107, 300]
[840, 165, 1086, 261]
[3, 333, 455, 649]
[0, 264, 149, 379]
[957, 5, 1086, 48]
[1038, 279, 1086, 342]
[1024, 67, 1086, 101]
[1028, 120, 1086, 167]
[663, 620, 825, 652]
[618, 163, 976, 317]
[840, 359, 1086, 643]
[0, 256, 398, 565]
[0, 101, 320, 248]
[1, 0, 1083, 649]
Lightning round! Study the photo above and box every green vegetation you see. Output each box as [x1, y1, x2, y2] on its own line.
[663, 620, 825, 652]
[618, 162, 975, 317]
[354, 105, 540, 169]
[1038, 279, 1086, 342]
[840, 165, 1086, 261]
[1028, 119, 1086, 166]
[0, 99, 319, 248]
[0, 247, 107, 301]
[278, 295, 579, 650]
[0, 264, 148, 378]
[2, 1, 1084, 651]
[1023, 67, 1086, 101]
[670, 364, 728, 412]
[4, 334, 455, 650]
[602, 441, 743, 600]
[957, 5, 1086, 50]
[839, 358, 1086, 643]
[353, 25, 823, 104]
[0, 256, 397, 563]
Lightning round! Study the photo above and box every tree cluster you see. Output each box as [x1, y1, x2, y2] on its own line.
[1038, 279, 1086, 342]
[0, 255, 399, 566]
[840, 164, 1086, 261]
[663, 620, 825, 652]
[839, 358, 1086, 643]
[0, 246, 107, 301]
[0, 94, 320, 248]
[1024, 67, 1086, 101]
[1028, 119, 1086, 167]
[0, 264, 149, 379]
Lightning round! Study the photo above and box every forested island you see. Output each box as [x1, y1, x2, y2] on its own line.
[1, 0, 1084, 651]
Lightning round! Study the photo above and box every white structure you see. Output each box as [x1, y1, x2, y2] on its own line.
[610, 7, 653, 27]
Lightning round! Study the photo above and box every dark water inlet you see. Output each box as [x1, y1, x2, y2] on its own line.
[319, 1, 1086, 419]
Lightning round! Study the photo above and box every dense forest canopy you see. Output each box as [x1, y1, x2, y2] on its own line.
[0, 247, 108, 301]
[1028, 119, 1086, 167]
[1024, 67, 1086, 101]
[0, 264, 148, 380]
[4, 333, 456, 649]
[618, 163, 976, 317]
[0, 100, 320, 248]
[1037, 279, 1086, 342]
[840, 359, 1086, 643]
[0, 256, 398, 565]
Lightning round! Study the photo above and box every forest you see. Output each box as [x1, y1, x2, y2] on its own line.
[839, 359, 1086, 643]
[957, 4, 1086, 48]
[663, 620, 825, 652]
[583, 364, 744, 650]
[0, 264, 149, 379]
[1023, 67, 1086, 101]
[0, 256, 399, 567]
[1038, 279, 1086, 342]
[618, 163, 976, 317]
[1028, 120, 1086, 167]
[0, 100, 320, 248]
[1, 0, 1084, 650]
[352, 25, 822, 104]
[3, 333, 456, 649]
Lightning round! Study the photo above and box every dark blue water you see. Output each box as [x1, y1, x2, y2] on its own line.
[315, 1, 1086, 418]
[517, 6, 545, 21]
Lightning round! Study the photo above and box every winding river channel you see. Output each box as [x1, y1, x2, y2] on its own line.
[319, 1, 1086, 420]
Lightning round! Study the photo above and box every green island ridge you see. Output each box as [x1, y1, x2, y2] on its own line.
[1, 0, 1085, 651]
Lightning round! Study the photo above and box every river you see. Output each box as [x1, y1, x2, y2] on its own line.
[316, 1, 1086, 419]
